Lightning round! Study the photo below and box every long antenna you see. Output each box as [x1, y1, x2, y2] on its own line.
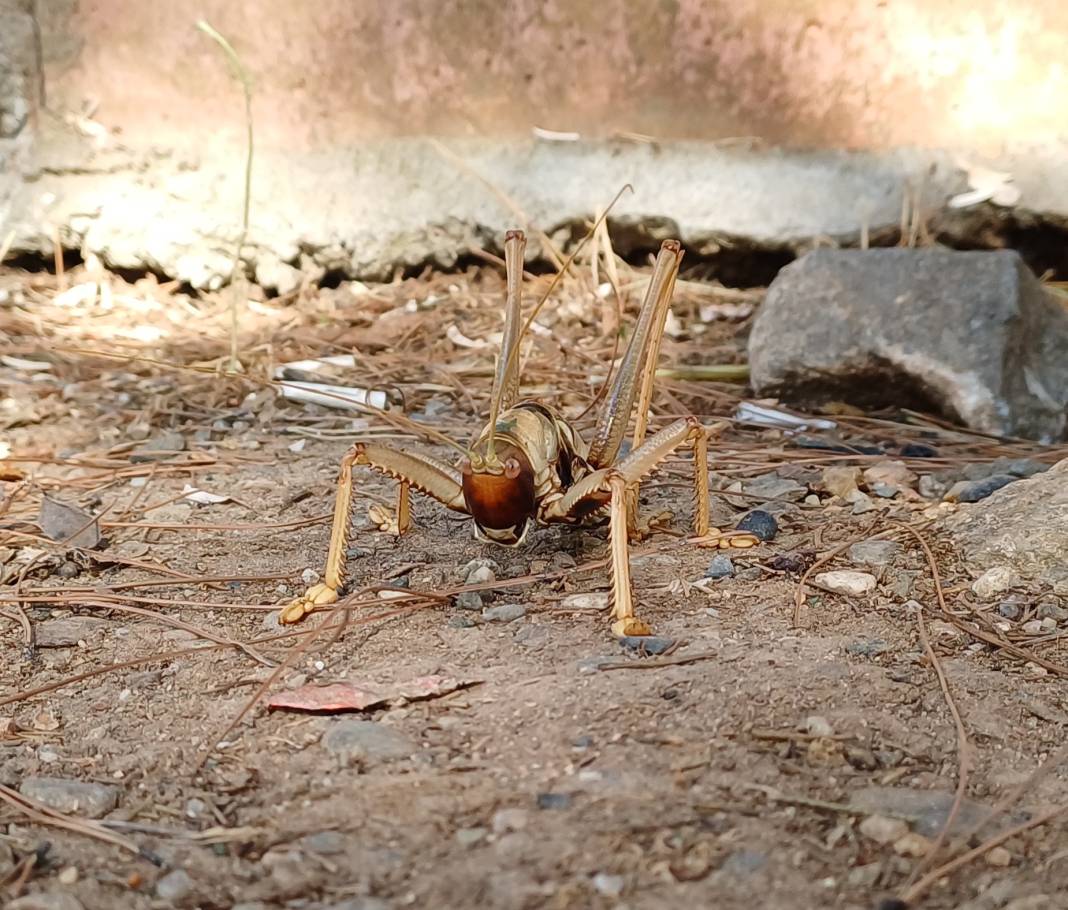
[485, 230, 527, 467]
[482, 184, 634, 467]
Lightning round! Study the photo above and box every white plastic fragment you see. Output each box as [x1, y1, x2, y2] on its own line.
[278, 381, 389, 412]
[181, 484, 230, 505]
[735, 401, 837, 431]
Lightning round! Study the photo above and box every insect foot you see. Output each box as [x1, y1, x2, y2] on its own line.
[279, 583, 339, 624]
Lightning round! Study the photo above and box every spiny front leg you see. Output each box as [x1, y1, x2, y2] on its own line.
[279, 444, 467, 624]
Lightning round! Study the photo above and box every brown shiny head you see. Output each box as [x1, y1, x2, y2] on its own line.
[460, 444, 536, 545]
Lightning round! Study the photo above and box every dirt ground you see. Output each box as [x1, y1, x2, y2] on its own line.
[2, 262, 1067, 910]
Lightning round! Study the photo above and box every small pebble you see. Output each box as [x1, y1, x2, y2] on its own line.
[845, 638, 888, 657]
[130, 431, 187, 463]
[893, 832, 932, 857]
[972, 566, 1019, 600]
[514, 624, 550, 649]
[899, 442, 938, 458]
[462, 557, 500, 582]
[859, 814, 909, 844]
[56, 561, 80, 579]
[850, 492, 877, 514]
[704, 554, 734, 578]
[803, 715, 834, 737]
[735, 509, 778, 541]
[845, 746, 878, 771]
[918, 474, 947, 499]
[592, 873, 625, 897]
[985, 846, 1012, 867]
[928, 620, 966, 644]
[870, 482, 898, 498]
[491, 808, 529, 833]
[997, 600, 1023, 620]
[743, 472, 807, 501]
[455, 591, 483, 611]
[954, 474, 1017, 503]
[536, 792, 572, 810]
[558, 592, 609, 612]
[618, 635, 674, 655]
[467, 565, 497, 586]
[848, 540, 901, 567]
[155, 869, 195, 902]
[321, 720, 415, 762]
[447, 615, 476, 628]
[815, 570, 876, 596]
[455, 827, 488, 848]
[301, 568, 320, 586]
[482, 603, 526, 623]
[57, 866, 79, 885]
[19, 777, 119, 818]
[1037, 601, 1068, 622]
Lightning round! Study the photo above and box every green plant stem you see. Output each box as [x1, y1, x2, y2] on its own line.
[656, 364, 750, 383]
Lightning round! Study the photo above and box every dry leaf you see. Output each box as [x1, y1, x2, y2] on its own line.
[266, 683, 387, 713]
[392, 675, 479, 701]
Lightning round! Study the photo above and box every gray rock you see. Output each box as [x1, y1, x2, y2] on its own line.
[34, 616, 109, 648]
[446, 615, 476, 628]
[618, 635, 675, 655]
[849, 785, 1028, 837]
[322, 720, 415, 762]
[513, 624, 550, 649]
[5, 895, 85, 910]
[953, 474, 1017, 503]
[998, 601, 1023, 620]
[704, 554, 735, 578]
[720, 849, 768, 876]
[455, 591, 483, 611]
[742, 472, 807, 502]
[38, 496, 101, 548]
[918, 474, 948, 499]
[536, 792, 572, 810]
[19, 777, 119, 818]
[482, 602, 527, 623]
[254, 252, 303, 295]
[848, 540, 901, 566]
[455, 826, 489, 848]
[491, 808, 529, 833]
[130, 431, 187, 462]
[845, 638, 889, 657]
[300, 830, 348, 855]
[592, 873, 625, 897]
[748, 249, 1068, 441]
[154, 869, 195, 903]
[943, 458, 1068, 589]
[735, 509, 778, 541]
[1037, 601, 1068, 622]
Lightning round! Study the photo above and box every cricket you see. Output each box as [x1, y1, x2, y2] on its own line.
[279, 230, 758, 636]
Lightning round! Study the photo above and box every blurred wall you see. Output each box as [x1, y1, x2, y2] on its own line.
[36, 0, 1068, 151]
[3, 0, 1067, 284]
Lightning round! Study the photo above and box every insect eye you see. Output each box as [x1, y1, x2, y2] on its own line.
[504, 458, 521, 479]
